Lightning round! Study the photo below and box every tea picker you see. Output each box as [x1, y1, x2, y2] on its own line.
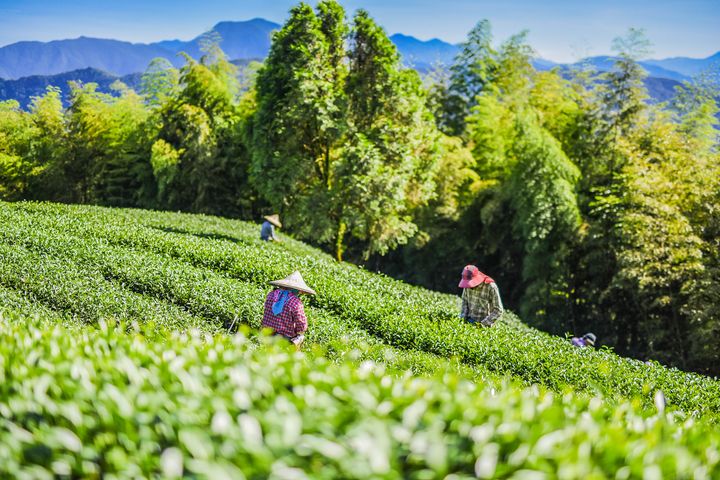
[261, 271, 316, 349]
[260, 214, 282, 242]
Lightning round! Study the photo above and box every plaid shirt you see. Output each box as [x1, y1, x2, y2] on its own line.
[262, 289, 307, 338]
[461, 282, 503, 327]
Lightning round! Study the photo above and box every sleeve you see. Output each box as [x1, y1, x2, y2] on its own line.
[482, 283, 504, 325]
[269, 224, 276, 240]
[261, 291, 274, 328]
[460, 289, 469, 319]
[293, 300, 308, 335]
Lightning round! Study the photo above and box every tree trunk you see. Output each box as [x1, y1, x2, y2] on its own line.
[325, 145, 332, 190]
[335, 220, 346, 262]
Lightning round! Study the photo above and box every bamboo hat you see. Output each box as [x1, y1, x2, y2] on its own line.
[582, 333, 596, 347]
[263, 214, 282, 228]
[269, 271, 316, 295]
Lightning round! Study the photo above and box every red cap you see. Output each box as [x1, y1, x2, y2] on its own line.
[458, 265, 494, 288]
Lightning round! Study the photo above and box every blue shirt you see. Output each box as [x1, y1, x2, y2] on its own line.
[260, 221, 276, 241]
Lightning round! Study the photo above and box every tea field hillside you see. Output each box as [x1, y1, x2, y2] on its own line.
[0, 201, 719, 478]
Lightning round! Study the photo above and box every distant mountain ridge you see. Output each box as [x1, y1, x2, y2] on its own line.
[0, 37, 181, 79]
[1, 17, 717, 82]
[0, 59, 257, 109]
[0, 68, 141, 108]
[389, 33, 458, 71]
[153, 18, 277, 61]
[645, 51, 720, 78]
[0, 18, 717, 109]
[0, 19, 277, 80]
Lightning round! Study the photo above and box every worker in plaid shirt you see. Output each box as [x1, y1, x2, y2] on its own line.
[262, 271, 316, 346]
[458, 265, 503, 327]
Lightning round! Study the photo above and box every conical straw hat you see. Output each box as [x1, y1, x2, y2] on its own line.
[269, 271, 316, 295]
[263, 214, 282, 228]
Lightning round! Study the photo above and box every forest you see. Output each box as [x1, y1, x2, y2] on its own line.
[0, 1, 718, 375]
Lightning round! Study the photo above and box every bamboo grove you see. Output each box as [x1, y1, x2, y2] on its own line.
[0, 2, 718, 374]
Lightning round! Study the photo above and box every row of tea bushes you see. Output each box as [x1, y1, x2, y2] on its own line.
[2, 201, 719, 421]
[0, 313, 718, 479]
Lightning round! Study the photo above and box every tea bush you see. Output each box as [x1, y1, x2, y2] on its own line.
[1, 201, 719, 422]
[0, 314, 718, 479]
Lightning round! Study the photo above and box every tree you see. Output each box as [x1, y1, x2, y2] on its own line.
[0, 100, 37, 200]
[594, 29, 651, 170]
[153, 39, 252, 216]
[140, 58, 179, 107]
[603, 120, 705, 365]
[440, 20, 498, 136]
[250, 3, 439, 261]
[571, 29, 656, 346]
[250, 2, 345, 244]
[62, 81, 149, 205]
[505, 114, 581, 330]
[339, 10, 440, 260]
[670, 71, 719, 153]
[26, 87, 66, 199]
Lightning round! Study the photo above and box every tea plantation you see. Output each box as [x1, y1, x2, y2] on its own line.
[0, 201, 719, 478]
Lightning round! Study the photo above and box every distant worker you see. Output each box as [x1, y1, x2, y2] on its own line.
[260, 214, 282, 242]
[458, 265, 504, 327]
[262, 271, 316, 348]
[571, 332, 596, 348]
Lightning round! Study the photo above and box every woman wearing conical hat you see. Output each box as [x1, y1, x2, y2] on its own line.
[260, 214, 282, 242]
[262, 271, 316, 347]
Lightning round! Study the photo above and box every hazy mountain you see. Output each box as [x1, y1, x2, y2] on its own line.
[1, 17, 715, 84]
[0, 67, 684, 112]
[570, 56, 691, 81]
[644, 51, 720, 78]
[150, 18, 279, 61]
[643, 76, 683, 103]
[532, 58, 559, 71]
[0, 37, 180, 79]
[0, 19, 278, 80]
[0, 17, 715, 110]
[390, 33, 459, 71]
[0, 68, 141, 108]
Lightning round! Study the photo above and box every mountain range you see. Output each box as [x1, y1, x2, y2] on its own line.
[0, 18, 717, 108]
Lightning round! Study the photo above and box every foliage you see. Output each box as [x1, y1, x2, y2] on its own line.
[1, 201, 720, 476]
[2, 201, 720, 424]
[439, 19, 497, 136]
[0, 7, 718, 376]
[2, 314, 720, 478]
[251, 3, 440, 260]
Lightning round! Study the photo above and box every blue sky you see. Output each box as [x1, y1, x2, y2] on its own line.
[0, 0, 718, 62]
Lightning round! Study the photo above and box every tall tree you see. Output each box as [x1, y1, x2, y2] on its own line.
[571, 28, 655, 347]
[440, 20, 498, 136]
[27, 86, 66, 199]
[152, 41, 252, 216]
[591, 28, 651, 179]
[670, 72, 719, 154]
[250, 2, 345, 244]
[0, 100, 37, 200]
[140, 58, 180, 107]
[339, 10, 440, 260]
[505, 114, 581, 330]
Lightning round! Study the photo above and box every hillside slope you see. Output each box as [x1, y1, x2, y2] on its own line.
[1, 201, 720, 476]
[0, 201, 718, 421]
